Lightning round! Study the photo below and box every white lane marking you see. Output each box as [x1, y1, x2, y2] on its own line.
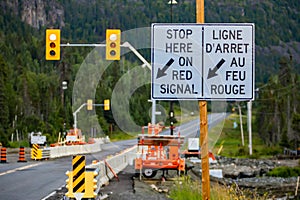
[41, 184, 65, 200]
[0, 163, 42, 177]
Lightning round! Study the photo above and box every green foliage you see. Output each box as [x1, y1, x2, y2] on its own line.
[267, 166, 300, 178]
[235, 146, 248, 157]
[0, 0, 300, 146]
[8, 140, 30, 148]
[255, 57, 300, 148]
[169, 177, 264, 200]
[109, 131, 136, 142]
[169, 177, 202, 200]
[214, 114, 284, 158]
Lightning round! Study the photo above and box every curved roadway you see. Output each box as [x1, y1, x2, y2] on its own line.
[0, 112, 228, 199]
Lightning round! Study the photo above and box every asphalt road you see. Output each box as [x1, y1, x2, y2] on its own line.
[0, 112, 228, 200]
[0, 142, 135, 200]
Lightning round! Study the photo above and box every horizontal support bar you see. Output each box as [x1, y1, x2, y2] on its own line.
[61, 43, 126, 47]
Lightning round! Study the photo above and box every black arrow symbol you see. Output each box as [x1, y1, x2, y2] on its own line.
[207, 58, 226, 79]
[156, 58, 175, 79]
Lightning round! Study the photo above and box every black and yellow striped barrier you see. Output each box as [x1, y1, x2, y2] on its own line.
[72, 155, 85, 193]
[66, 155, 100, 199]
[31, 144, 50, 160]
[31, 144, 42, 160]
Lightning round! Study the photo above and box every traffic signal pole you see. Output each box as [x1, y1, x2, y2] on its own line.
[73, 103, 87, 131]
[197, 0, 210, 200]
[61, 41, 156, 129]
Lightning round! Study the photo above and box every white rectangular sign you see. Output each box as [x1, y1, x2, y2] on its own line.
[151, 23, 255, 100]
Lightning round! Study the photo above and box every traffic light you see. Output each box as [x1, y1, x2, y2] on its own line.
[87, 99, 93, 110]
[104, 99, 110, 111]
[106, 29, 121, 60]
[46, 29, 60, 60]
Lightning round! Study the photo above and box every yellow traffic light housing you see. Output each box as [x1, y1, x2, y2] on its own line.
[104, 99, 110, 111]
[46, 29, 60, 60]
[106, 29, 121, 60]
[87, 99, 93, 110]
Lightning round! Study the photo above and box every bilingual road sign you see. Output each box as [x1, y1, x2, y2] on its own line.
[151, 23, 255, 100]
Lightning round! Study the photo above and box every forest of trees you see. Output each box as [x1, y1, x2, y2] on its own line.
[255, 56, 300, 148]
[0, 0, 299, 148]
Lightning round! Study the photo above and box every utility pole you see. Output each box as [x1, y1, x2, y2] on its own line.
[197, 0, 210, 199]
[168, 0, 177, 135]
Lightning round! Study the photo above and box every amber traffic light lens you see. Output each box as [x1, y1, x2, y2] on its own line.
[110, 42, 116, 48]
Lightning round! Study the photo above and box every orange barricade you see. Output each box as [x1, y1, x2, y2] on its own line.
[0, 147, 7, 163]
[18, 147, 27, 162]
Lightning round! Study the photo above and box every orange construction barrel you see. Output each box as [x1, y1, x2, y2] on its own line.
[0, 147, 7, 163]
[18, 147, 27, 162]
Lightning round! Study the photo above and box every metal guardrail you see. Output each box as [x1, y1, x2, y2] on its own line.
[31, 144, 50, 160]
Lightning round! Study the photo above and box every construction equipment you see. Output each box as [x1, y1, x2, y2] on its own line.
[181, 137, 216, 161]
[135, 124, 185, 178]
[65, 128, 86, 145]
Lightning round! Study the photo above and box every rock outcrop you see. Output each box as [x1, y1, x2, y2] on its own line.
[1, 0, 64, 29]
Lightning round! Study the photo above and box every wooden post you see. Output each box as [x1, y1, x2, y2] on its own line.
[197, 0, 210, 199]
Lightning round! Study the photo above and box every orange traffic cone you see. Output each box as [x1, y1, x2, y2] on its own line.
[0, 147, 7, 163]
[18, 147, 27, 162]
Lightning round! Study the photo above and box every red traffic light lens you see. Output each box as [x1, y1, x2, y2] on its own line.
[50, 50, 56, 56]
[110, 50, 116, 56]
[50, 42, 56, 48]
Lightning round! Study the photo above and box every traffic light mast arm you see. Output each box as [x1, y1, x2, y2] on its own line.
[62, 41, 155, 126]
[60, 42, 151, 70]
[61, 44, 106, 47]
[73, 103, 87, 131]
[122, 42, 151, 70]
[73, 102, 110, 130]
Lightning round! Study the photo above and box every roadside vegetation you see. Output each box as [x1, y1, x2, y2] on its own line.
[169, 113, 299, 200]
[1, 0, 299, 150]
[267, 166, 300, 177]
[211, 113, 282, 158]
[108, 131, 137, 142]
[169, 177, 266, 200]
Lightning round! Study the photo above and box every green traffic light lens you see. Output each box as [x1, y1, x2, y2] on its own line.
[50, 50, 56, 56]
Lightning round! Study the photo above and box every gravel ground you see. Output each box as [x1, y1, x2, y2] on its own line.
[46, 158, 300, 200]
[48, 166, 172, 200]
[100, 167, 171, 200]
